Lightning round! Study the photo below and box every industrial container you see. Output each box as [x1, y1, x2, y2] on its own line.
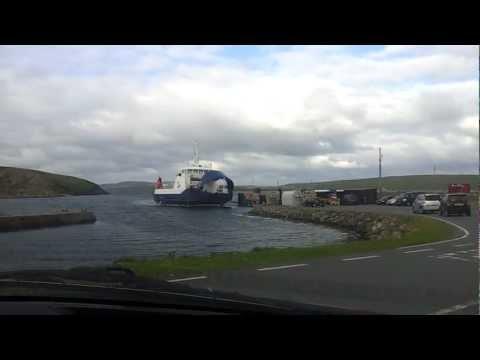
[448, 184, 470, 193]
[336, 188, 377, 205]
[281, 190, 303, 207]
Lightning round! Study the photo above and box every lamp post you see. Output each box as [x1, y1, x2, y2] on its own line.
[378, 147, 383, 196]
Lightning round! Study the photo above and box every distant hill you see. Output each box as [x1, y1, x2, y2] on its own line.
[101, 181, 174, 195]
[236, 175, 479, 192]
[0, 166, 108, 198]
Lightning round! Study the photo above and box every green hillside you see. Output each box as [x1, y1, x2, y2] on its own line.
[101, 181, 174, 195]
[0, 166, 108, 198]
[237, 175, 479, 192]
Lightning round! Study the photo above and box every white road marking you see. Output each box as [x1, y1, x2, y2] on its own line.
[167, 276, 207, 283]
[403, 248, 433, 254]
[257, 264, 308, 271]
[342, 255, 380, 262]
[397, 216, 470, 250]
[430, 301, 479, 315]
[436, 255, 470, 262]
[457, 250, 476, 254]
[453, 243, 472, 247]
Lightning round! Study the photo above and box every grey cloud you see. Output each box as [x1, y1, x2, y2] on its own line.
[0, 46, 477, 186]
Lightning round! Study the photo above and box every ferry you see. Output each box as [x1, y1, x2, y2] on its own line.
[153, 144, 234, 207]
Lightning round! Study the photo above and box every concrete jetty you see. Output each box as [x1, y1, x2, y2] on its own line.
[0, 209, 96, 232]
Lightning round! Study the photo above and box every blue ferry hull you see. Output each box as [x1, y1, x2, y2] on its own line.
[153, 188, 233, 207]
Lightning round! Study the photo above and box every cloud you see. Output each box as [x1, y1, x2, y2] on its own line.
[0, 45, 478, 185]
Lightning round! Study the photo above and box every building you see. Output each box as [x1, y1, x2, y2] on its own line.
[336, 188, 377, 205]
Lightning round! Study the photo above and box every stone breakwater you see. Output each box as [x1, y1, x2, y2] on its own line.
[0, 210, 96, 232]
[249, 205, 415, 241]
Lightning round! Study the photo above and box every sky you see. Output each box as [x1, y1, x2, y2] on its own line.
[0, 45, 478, 186]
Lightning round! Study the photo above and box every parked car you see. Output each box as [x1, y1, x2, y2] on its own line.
[412, 193, 441, 214]
[386, 195, 402, 206]
[440, 193, 471, 217]
[376, 194, 395, 205]
[396, 192, 424, 206]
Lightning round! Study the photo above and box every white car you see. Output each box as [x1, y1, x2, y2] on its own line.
[412, 193, 441, 214]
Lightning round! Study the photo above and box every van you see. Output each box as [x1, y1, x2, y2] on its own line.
[440, 193, 471, 216]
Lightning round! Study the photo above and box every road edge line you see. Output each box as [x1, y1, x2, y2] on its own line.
[398, 215, 470, 250]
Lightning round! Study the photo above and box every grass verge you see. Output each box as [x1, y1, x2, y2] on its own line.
[114, 215, 457, 279]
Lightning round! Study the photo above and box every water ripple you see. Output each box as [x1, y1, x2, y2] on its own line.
[0, 194, 346, 271]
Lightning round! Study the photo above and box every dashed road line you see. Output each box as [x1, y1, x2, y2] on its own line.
[342, 255, 380, 262]
[403, 248, 433, 254]
[436, 255, 470, 262]
[167, 276, 207, 283]
[453, 243, 472, 248]
[257, 264, 308, 271]
[430, 301, 479, 315]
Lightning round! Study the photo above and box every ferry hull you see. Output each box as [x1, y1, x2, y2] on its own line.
[153, 188, 232, 207]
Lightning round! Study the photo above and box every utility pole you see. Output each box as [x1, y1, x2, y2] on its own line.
[378, 147, 383, 194]
[433, 164, 436, 175]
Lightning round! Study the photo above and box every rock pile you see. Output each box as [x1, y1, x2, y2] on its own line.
[249, 205, 415, 241]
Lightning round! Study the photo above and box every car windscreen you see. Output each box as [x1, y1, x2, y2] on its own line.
[425, 195, 440, 201]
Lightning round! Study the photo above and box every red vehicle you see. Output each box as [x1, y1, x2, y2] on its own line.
[448, 184, 470, 193]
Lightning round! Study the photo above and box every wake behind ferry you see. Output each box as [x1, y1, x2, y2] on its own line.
[153, 145, 234, 207]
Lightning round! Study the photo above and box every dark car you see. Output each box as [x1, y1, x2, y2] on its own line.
[440, 193, 471, 216]
[396, 192, 424, 206]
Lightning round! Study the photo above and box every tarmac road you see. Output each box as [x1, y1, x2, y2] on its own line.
[166, 204, 479, 315]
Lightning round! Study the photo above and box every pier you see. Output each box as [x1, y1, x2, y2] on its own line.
[0, 210, 96, 232]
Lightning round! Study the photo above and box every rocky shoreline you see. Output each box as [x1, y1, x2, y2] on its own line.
[249, 205, 415, 241]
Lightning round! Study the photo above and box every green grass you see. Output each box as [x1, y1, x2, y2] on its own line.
[115, 215, 457, 279]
